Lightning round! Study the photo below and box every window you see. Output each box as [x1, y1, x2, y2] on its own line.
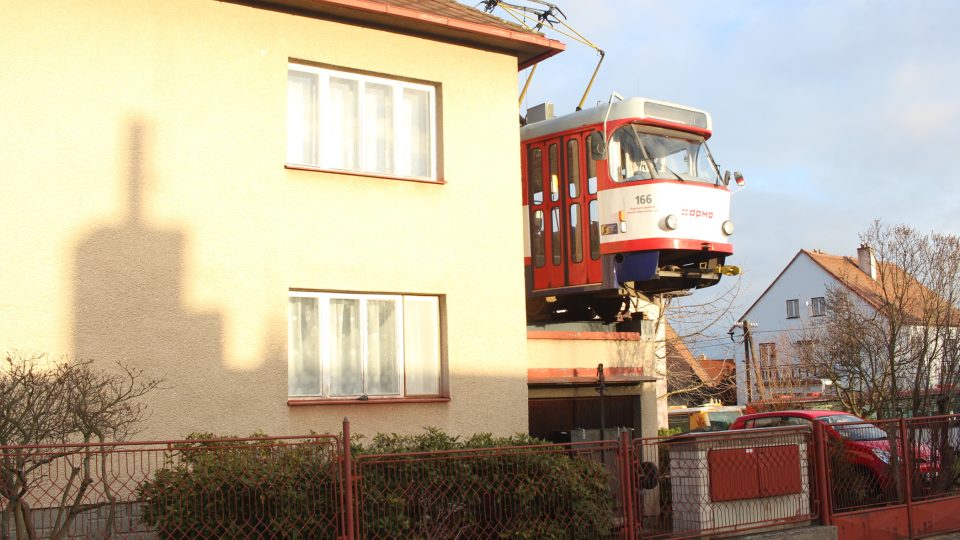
[586, 133, 598, 195]
[811, 297, 826, 317]
[586, 133, 600, 260]
[607, 124, 719, 184]
[794, 339, 817, 364]
[287, 63, 438, 181]
[288, 291, 443, 399]
[551, 207, 561, 265]
[569, 204, 583, 263]
[528, 147, 543, 205]
[548, 144, 559, 202]
[589, 200, 600, 260]
[566, 139, 580, 198]
[532, 210, 545, 268]
[786, 299, 800, 319]
[759, 342, 777, 363]
[748, 416, 785, 429]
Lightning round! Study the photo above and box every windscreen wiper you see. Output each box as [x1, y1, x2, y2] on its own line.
[629, 125, 659, 177]
[662, 166, 683, 181]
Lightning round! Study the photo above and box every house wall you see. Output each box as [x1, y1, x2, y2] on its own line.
[526, 299, 667, 437]
[0, 0, 529, 439]
[737, 253, 840, 404]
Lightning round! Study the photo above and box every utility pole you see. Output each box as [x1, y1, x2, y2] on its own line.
[743, 320, 754, 403]
[730, 320, 757, 404]
[596, 363, 607, 441]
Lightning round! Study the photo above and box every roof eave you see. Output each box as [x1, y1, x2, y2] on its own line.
[219, 0, 565, 70]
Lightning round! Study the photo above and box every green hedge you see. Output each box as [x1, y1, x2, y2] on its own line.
[138, 429, 615, 539]
[355, 429, 615, 539]
[137, 433, 341, 539]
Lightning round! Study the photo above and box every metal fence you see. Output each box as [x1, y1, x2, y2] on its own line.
[0, 434, 341, 539]
[352, 439, 623, 539]
[14, 416, 960, 539]
[822, 415, 960, 523]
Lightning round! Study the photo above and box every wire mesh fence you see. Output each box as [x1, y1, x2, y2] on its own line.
[10, 416, 960, 539]
[352, 439, 623, 539]
[0, 434, 341, 539]
[630, 426, 817, 539]
[821, 417, 904, 512]
[904, 415, 960, 502]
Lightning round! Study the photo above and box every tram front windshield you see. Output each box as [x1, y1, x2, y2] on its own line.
[608, 124, 721, 184]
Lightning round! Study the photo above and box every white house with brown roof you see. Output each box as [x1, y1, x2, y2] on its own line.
[736, 246, 887, 404]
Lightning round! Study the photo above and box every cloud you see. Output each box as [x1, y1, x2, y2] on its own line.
[478, 0, 960, 319]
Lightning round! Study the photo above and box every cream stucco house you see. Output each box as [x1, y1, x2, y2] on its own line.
[1, 0, 565, 439]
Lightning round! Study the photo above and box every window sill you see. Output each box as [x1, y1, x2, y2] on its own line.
[285, 164, 445, 185]
[287, 396, 450, 407]
[786, 316, 800, 319]
[527, 330, 641, 341]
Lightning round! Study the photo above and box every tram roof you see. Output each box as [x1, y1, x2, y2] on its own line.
[520, 97, 713, 142]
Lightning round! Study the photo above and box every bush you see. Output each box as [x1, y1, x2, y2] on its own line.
[139, 429, 615, 539]
[138, 433, 341, 539]
[354, 429, 615, 539]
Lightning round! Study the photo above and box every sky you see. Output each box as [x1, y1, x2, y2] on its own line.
[466, 0, 960, 356]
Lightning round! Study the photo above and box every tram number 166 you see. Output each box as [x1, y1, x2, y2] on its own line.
[635, 194, 653, 205]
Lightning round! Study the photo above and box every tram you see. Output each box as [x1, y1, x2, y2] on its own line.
[521, 95, 742, 322]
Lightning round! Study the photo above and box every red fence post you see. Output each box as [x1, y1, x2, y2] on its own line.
[813, 420, 832, 526]
[898, 418, 913, 538]
[619, 430, 637, 538]
[342, 417, 355, 540]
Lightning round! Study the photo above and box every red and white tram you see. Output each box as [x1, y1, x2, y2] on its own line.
[521, 96, 741, 322]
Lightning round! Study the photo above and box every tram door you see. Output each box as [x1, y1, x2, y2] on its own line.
[529, 133, 599, 291]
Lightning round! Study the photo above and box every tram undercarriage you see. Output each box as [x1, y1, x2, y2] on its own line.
[526, 255, 734, 323]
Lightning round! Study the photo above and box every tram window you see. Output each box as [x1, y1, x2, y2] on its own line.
[589, 200, 600, 260]
[532, 210, 545, 268]
[549, 144, 560, 202]
[695, 145, 720, 183]
[570, 204, 583, 263]
[587, 133, 598, 195]
[567, 140, 580, 198]
[528, 148, 543, 205]
[551, 207, 562, 265]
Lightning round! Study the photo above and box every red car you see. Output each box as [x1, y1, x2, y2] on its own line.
[730, 410, 934, 506]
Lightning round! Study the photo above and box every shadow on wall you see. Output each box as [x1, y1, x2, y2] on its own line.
[72, 119, 225, 436]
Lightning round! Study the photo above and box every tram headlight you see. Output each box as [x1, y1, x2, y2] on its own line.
[722, 220, 735, 236]
[664, 214, 678, 230]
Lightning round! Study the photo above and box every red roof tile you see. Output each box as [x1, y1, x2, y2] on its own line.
[221, 0, 564, 69]
[803, 249, 960, 324]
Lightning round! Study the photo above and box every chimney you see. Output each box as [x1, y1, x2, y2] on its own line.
[857, 243, 877, 280]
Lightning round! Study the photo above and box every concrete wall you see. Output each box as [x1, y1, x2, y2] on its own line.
[0, 1, 529, 439]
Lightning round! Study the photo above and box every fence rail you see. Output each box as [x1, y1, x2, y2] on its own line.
[3, 415, 960, 539]
[0, 435, 341, 539]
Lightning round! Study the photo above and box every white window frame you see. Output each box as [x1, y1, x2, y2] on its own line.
[811, 297, 826, 317]
[759, 342, 777, 362]
[288, 291, 443, 399]
[286, 63, 438, 181]
[786, 299, 800, 319]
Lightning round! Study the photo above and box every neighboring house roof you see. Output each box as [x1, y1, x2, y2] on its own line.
[665, 324, 733, 387]
[698, 358, 735, 381]
[741, 248, 960, 325]
[220, 0, 565, 69]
